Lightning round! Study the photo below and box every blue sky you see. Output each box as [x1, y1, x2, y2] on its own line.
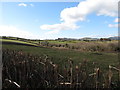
[0, 0, 119, 39]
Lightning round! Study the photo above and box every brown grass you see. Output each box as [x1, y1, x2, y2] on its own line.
[2, 49, 120, 88]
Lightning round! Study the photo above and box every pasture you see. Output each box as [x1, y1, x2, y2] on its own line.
[2, 38, 120, 88]
[2, 41, 119, 71]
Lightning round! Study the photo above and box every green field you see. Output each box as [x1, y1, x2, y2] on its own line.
[2, 41, 119, 71]
[47, 40, 81, 44]
[2, 38, 120, 88]
[1, 39, 38, 46]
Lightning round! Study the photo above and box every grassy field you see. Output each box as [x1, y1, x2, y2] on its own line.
[47, 40, 80, 44]
[1, 39, 37, 45]
[1, 38, 119, 70]
[2, 42, 119, 71]
[2, 39, 120, 88]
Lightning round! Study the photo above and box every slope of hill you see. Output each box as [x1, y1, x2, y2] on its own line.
[109, 36, 120, 40]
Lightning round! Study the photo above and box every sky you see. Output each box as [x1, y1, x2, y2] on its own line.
[0, 0, 119, 40]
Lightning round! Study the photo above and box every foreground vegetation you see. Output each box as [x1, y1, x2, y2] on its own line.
[2, 49, 120, 88]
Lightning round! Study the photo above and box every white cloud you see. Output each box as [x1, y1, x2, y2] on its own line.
[0, 25, 35, 39]
[108, 18, 120, 28]
[30, 4, 34, 7]
[18, 3, 27, 7]
[0, 25, 63, 40]
[45, 30, 60, 35]
[108, 24, 120, 28]
[18, 3, 34, 7]
[40, 23, 79, 34]
[40, 0, 119, 34]
[114, 18, 120, 22]
[61, 0, 118, 23]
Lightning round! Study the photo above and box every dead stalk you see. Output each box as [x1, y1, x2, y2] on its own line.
[95, 68, 100, 88]
[69, 59, 73, 88]
[108, 65, 113, 88]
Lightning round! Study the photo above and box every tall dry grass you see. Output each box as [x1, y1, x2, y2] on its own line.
[47, 41, 119, 52]
[2, 49, 120, 88]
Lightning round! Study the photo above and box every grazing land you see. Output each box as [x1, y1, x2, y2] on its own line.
[2, 37, 120, 88]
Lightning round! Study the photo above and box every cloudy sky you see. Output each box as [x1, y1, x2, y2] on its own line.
[0, 0, 119, 39]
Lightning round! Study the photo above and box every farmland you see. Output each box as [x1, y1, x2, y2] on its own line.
[1, 37, 120, 88]
[1, 36, 120, 52]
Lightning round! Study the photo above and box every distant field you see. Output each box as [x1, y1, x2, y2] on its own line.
[1, 39, 38, 46]
[47, 40, 80, 44]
